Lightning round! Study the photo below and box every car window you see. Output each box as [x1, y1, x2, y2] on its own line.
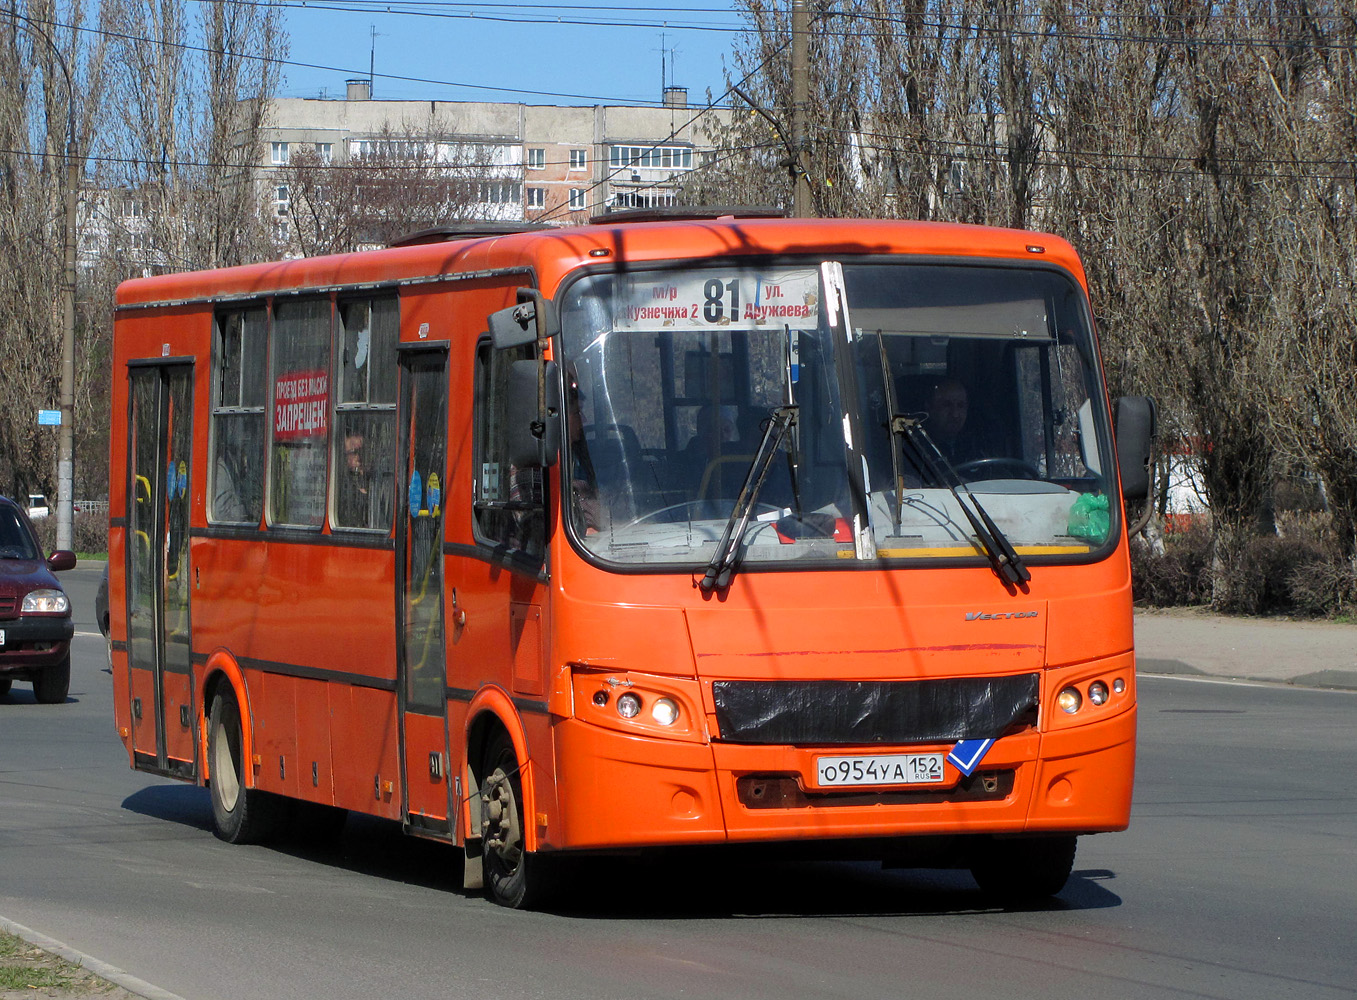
[0, 507, 39, 559]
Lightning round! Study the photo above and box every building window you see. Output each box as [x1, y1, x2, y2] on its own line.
[271, 141, 290, 165]
[526, 187, 545, 209]
[317, 142, 333, 164]
[569, 149, 587, 170]
[569, 188, 586, 211]
[612, 189, 677, 209]
[526, 147, 545, 170]
[609, 145, 693, 170]
[477, 181, 522, 205]
[275, 185, 290, 216]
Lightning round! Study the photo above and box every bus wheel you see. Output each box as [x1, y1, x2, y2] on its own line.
[208, 689, 283, 844]
[0, 678, 11, 699]
[33, 654, 70, 704]
[970, 835, 1077, 905]
[480, 731, 545, 909]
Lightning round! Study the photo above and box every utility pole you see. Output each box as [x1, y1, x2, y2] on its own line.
[10, 11, 79, 551]
[790, 0, 813, 217]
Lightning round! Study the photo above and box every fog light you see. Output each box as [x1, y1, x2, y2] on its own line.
[616, 693, 642, 719]
[1057, 687, 1082, 714]
[1113, 677, 1126, 694]
[651, 698, 679, 726]
[592, 690, 609, 707]
[1088, 681, 1110, 706]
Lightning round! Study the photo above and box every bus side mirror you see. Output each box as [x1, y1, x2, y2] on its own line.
[1115, 395, 1157, 502]
[488, 288, 558, 350]
[489, 302, 538, 349]
[506, 359, 561, 469]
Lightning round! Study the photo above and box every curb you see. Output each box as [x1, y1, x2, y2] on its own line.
[1138, 659, 1357, 692]
[0, 916, 188, 1000]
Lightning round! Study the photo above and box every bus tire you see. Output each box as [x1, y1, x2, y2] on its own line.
[970, 834, 1077, 904]
[479, 730, 548, 909]
[0, 678, 12, 698]
[33, 654, 70, 704]
[208, 688, 284, 844]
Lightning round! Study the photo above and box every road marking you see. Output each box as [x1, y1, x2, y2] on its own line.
[0, 915, 189, 1000]
[1139, 672, 1357, 694]
[74, 630, 104, 638]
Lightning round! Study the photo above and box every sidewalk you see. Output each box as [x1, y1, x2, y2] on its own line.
[1134, 607, 1357, 690]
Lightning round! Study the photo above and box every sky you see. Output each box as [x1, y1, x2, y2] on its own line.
[274, 2, 750, 108]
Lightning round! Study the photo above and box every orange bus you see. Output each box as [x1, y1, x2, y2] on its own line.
[109, 214, 1153, 908]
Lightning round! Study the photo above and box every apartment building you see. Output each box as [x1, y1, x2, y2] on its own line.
[259, 80, 728, 231]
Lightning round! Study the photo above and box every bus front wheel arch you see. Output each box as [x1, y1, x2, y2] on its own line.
[207, 686, 286, 844]
[474, 726, 552, 909]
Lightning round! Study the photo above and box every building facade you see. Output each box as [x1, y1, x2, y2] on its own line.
[259, 81, 726, 236]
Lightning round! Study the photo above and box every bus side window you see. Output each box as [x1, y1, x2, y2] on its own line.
[472, 339, 545, 560]
[333, 297, 398, 530]
[209, 307, 267, 524]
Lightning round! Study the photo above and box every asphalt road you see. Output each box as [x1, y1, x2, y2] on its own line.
[2, 566, 1355, 1000]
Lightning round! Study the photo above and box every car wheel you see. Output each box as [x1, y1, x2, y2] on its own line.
[970, 834, 1077, 905]
[33, 654, 70, 704]
[208, 688, 285, 844]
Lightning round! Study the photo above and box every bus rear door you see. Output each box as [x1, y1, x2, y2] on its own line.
[124, 362, 196, 778]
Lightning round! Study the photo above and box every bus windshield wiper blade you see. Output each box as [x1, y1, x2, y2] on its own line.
[700, 406, 797, 592]
[893, 417, 1031, 587]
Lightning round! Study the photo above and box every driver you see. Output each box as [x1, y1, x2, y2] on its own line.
[925, 378, 981, 465]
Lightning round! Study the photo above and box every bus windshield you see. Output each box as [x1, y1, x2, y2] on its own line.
[558, 260, 1114, 570]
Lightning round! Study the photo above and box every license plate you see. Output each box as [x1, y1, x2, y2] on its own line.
[0, 629, 5, 646]
[815, 752, 946, 788]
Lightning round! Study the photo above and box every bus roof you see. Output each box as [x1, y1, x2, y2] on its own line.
[113, 218, 1085, 311]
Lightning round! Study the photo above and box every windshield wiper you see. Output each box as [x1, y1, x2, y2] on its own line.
[892, 416, 1031, 587]
[699, 405, 797, 592]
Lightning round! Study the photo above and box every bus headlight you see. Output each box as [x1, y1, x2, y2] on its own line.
[616, 692, 642, 719]
[1088, 681, 1110, 706]
[650, 698, 679, 727]
[1057, 687, 1082, 714]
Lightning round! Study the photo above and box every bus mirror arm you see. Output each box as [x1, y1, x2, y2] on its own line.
[507, 359, 561, 469]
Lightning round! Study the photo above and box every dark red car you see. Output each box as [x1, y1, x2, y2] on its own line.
[0, 496, 76, 703]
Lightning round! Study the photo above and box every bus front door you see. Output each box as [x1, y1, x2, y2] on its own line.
[396, 350, 452, 836]
[125, 363, 196, 778]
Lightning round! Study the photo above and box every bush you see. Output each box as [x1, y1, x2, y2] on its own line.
[1133, 513, 1357, 618]
[1131, 521, 1212, 607]
[31, 511, 108, 556]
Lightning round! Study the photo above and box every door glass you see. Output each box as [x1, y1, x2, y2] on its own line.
[163, 371, 193, 676]
[127, 370, 160, 677]
[402, 359, 448, 713]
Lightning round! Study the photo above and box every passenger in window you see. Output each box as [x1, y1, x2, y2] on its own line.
[339, 431, 378, 527]
[213, 452, 249, 523]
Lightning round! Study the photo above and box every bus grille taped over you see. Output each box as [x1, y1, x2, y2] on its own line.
[711, 675, 1040, 745]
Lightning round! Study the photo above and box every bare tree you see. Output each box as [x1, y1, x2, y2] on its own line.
[273, 121, 521, 257]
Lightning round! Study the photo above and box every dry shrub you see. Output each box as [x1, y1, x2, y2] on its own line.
[1131, 522, 1212, 606]
[1134, 513, 1357, 617]
[31, 512, 109, 556]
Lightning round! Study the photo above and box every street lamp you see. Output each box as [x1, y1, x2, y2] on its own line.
[6, 10, 79, 551]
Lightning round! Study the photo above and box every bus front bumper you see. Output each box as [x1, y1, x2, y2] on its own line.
[550, 706, 1135, 852]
